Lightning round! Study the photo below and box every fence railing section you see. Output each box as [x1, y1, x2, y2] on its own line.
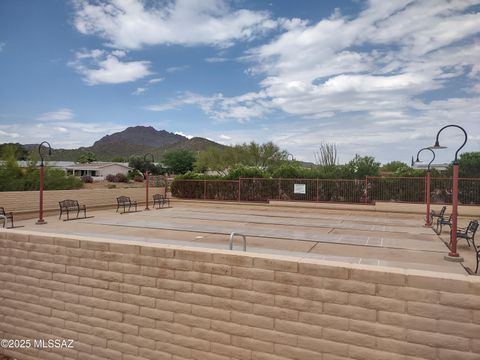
[171, 177, 480, 205]
[366, 177, 425, 203]
[428, 178, 480, 205]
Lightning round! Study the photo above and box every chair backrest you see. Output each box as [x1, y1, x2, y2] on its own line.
[0, 207, 5, 216]
[117, 196, 130, 203]
[468, 220, 479, 236]
[439, 206, 446, 216]
[60, 200, 78, 208]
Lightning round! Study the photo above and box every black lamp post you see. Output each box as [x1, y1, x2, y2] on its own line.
[429, 124, 467, 261]
[144, 153, 154, 210]
[414, 147, 435, 226]
[36, 141, 52, 225]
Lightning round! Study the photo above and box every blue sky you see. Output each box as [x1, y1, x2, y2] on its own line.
[0, 0, 479, 163]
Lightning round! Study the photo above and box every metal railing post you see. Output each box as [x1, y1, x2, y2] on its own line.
[365, 176, 369, 204]
[229, 232, 247, 251]
[278, 179, 281, 200]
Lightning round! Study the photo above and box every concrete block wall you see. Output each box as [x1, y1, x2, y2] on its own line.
[0, 187, 164, 219]
[0, 230, 479, 360]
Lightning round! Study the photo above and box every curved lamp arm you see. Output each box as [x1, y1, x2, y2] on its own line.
[144, 153, 154, 163]
[430, 125, 467, 164]
[38, 141, 52, 167]
[415, 147, 436, 172]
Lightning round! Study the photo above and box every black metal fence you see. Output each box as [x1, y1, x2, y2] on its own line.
[171, 177, 480, 205]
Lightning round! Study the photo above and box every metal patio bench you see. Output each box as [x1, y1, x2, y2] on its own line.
[430, 206, 446, 225]
[59, 200, 87, 220]
[0, 207, 14, 228]
[456, 220, 478, 248]
[153, 194, 170, 209]
[435, 214, 452, 235]
[116, 196, 138, 213]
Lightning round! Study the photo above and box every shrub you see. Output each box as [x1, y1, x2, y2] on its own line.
[115, 173, 128, 183]
[82, 175, 93, 183]
[134, 175, 144, 182]
[106, 173, 128, 183]
[0, 166, 83, 191]
[44, 169, 83, 190]
[107, 184, 116, 189]
[224, 165, 267, 180]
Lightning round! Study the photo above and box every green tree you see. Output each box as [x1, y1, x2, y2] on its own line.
[128, 156, 164, 175]
[243, 142, 289, 169]
[195, 142, 289, 173]
[195, 147, 233, 175]
[77, 152, 97, 163]
[111, 156, 126, 162]
[381, 161, 407, 173]
[346, 155, 380, 179]
[0, 143, 28, 160]
[454, 152, 480, 178]
[224, 165, 267, 179]
[162, 149, 196, 174]
[393, 165, 426, 177]
[270, 163, 306, 179]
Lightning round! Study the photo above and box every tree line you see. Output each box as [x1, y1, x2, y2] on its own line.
[1, 142, 479, 192]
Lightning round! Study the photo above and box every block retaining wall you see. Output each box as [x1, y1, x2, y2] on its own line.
[0, 230, 479, 360]
[0, 188, 164, 220]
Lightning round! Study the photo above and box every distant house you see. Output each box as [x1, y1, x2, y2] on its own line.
[413, 163, 449, 171]
[12, 161, 133, 180]
[64, 162, 132, 180]
[16, 161, 76, 169]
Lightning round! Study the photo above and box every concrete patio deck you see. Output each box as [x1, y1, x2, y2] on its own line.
[13, 201, 476, 275]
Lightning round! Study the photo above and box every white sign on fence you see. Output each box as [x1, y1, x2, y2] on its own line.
[294, 184, 306, 194]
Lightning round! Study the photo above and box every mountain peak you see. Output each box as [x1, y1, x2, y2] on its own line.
[93, 126, 186, 148]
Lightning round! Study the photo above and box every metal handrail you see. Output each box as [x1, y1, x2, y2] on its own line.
[229, 232, 246, 251]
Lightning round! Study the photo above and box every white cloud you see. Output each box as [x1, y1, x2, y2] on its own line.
[132, 87, 146, 95]
[165, 65, 190, 73]
[167, 1, 479, 130]
[219, 134, 231, 140]
[0, 42, 5, 52]
[0, 129, 19, 138]
[70, 49, 151, 85]
[0, 122, 129, 149]
[73, 0, 277, 49]
[148, 77, 164, 84]
[174, 131, 193, 139]
[139, 1, 479, 162]
[236, 0, 480, 120]
[36, 108, 75, 121]
[145, 91, 271, 122]
[54, 126, 69, 133]
[205, 57, 228, 63]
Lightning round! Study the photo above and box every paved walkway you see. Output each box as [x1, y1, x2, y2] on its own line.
[15, 201, 473, 274]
